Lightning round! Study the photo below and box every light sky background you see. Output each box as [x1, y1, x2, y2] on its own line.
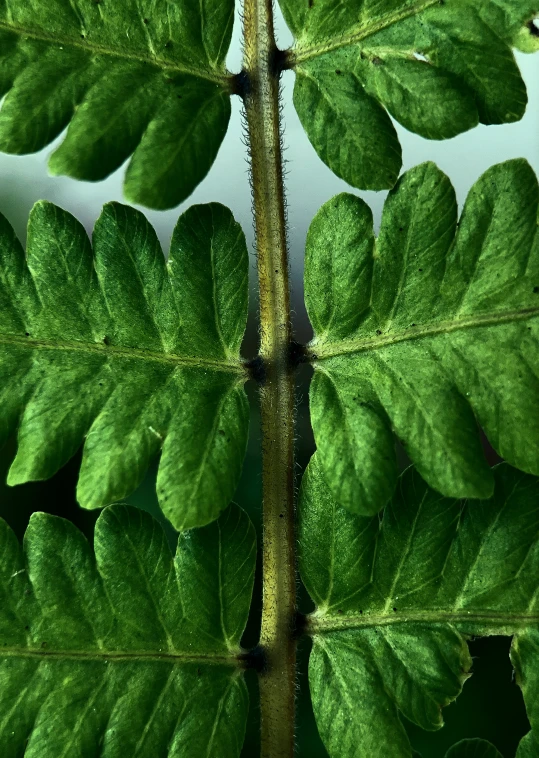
[0, 6, 537, 343]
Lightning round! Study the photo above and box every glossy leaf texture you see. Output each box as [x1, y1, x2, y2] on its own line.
[0, 502, 256, 757]
[299, 455, 539, 758]
[283, 0, 539, 190]
[0, 0, 235, 209]
[0, 200, 250, 530]
[305, 159, 539, 516]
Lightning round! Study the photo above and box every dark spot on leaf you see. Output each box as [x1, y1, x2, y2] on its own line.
[103, 335, 110, 345]
[308, 0, 314, 7]
[418, 268, 423, 272]
[533, 286, 539, 293]
[359, 610, 363, 614]
[411, 323, 416, 327]
[337, 609, 343, 614]
[376, 329, 382, 335]
[335, 69, 342, 75]
[393, 607, 397, 612]
[399, 227, 404, 232]
[25, 332, 30, 337]
[279, 513, 284, 518]
[143, 17, 149, 24]
[372, 56, 383, 66]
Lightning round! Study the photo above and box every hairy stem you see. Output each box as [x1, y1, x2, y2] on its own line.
[242, 1, 296, 755]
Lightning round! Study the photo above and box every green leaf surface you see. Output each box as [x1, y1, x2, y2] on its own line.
[299, 455, 539, 758]
[0, 0, 235, 209]
[0, 200, 250, 530]
[306, 159, 539, 516]
[512, 629, 539, 754]
[284, 0, 538, 190]
[517, 732, 539, 758]
[0, 501, 256, 757]
[445, 740, 504, 758]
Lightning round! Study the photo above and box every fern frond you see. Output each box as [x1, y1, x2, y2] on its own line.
[0, 200, 249, 530]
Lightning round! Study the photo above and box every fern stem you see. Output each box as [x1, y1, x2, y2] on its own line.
[242, 0, 296, 755]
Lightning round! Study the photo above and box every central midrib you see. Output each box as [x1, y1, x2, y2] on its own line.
[311, 306, 539, 361]
[290, 0, 440, 65]
[309, 609, 539, 634]
[0, 19, 231, 88]
[0, 331, 245, 375]
[0, 646, 239, 666]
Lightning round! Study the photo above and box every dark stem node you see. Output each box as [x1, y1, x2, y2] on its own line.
[288, 340, 309, 370]
[246, 354, 267, 384]
[270, 46, 288, 77]
[239, 644, 268, 673]
[293, 612, 308, 640]
[233, 69, 252, 98]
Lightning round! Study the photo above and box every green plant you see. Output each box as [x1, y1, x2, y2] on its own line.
[0, 0, 537, 756]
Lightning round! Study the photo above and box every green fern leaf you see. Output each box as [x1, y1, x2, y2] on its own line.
[415, 736, 509, 755]
[299, 454, 539, 758]
[517, 732, 539, 758]
[513, 632, 539, 756]
[305, 159, 539, 515]
[283, 0, 538, 189]
[0, 501, 255, 756]
[0, 0, 235, 209]
[0, 200, 249, 530]
[445, 740, 503, 758]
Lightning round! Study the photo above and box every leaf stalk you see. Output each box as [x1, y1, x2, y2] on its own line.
[242, 0, 297, 753]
